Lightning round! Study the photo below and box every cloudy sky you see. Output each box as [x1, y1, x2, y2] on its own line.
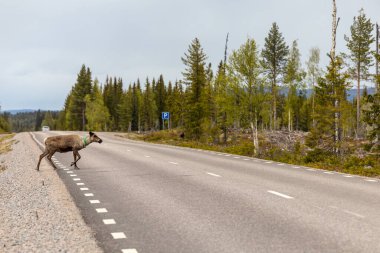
[0, 0, 379, 111]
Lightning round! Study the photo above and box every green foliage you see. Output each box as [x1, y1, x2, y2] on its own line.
[85, 80, 110, 131]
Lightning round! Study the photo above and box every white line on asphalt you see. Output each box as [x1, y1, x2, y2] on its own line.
[85, 193, 94, 197]
[243, 158, 250, 161]
[217, 154, 223, 156]
[63, 169, 69, 171]
[67, 171, 73, 173]
[306, 168, 316, 171]
[265, 161, 273, 164]
[111, 232, 126, 239]
[344, 175, 354, 178]
[343, 209, 365, 219]
[233, 157, 240, 159]
[277, 163, 285, 166]
[103, 219, 116, 225]
[122, 249, 138, 253]
[73, 178, 81, 181]
[293, 166, 300, 169]
[267, 190, 294, 199]
[206, 172, 221, 177]
[80, 188, 89, 191]
[96, 208, 108, 213]
[323, 171, 334, 174]
[89, 200, 100, 204]
[70, 174, 77, 177]
[365, 179, 378, 182]
[76, 183, 85, 185]
[145, 155, 151, 158]
[169, 162, 178, 165]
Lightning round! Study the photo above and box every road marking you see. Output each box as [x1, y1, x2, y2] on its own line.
[243, 158, 250, 161]
[206, 172, 221, 178]
[103, 219, 116, 225]
[365, 179, 378, 182]
[144, 155, 151, 158]
[267, 190, 294, 199]
[76, 183, 85, 185]
[217, 154, 223, 156]
[80, 187, 89, 191]
[293, 166, 300, 169]
[306, 168, 316, 171]
[73, 178, 81, 181]
[85, 193, 94, 197]
[344, 175, 354, 178]
[70, 174, 77, 177]
[323, 171, 334, 174]
[277, 163, 285, 166]
[233, 157, 240, 159]
[265, 161, 273, 164]
[63, 168, 69, 171]
[89, 200, 100, 204]
[111, 232, 126, 239]
[169, 162, 178, 165]
[67, 171, 73, 173]
[122, 249, 138, 253]
[96, 208, 108, 213]
[224, 154, 231, 157]
[343, 210, 365, 219]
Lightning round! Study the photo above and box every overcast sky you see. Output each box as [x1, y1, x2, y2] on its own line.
[0, 0, 379, 111]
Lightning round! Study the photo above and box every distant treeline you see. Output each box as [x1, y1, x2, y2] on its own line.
[6, 110, 59, 132]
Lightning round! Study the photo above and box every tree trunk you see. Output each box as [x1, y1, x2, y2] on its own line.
[356, 63, 361, 139]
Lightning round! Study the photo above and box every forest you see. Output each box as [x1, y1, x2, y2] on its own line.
[2, 6, 380, 175]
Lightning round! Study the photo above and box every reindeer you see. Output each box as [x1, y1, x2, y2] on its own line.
[37, 131, 102, 171]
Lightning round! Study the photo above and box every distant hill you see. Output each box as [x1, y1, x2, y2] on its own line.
[4, 109, 36, 115]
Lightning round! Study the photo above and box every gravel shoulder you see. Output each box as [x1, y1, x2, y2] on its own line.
[0, 132, 103, 253]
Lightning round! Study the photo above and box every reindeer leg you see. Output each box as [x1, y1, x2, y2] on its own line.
[37, 150, 49, 171]
[47, 152, 57, 169]
[71, 150, 81, 169]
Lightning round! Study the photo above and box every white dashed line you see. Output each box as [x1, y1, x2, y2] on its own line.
[169, 162, 178, 165]
[67, 171, 73, 173]
[243, 159, 250, 161]
[293, 166, 300, 169]
[344, 175, 354, 178]
[85, 193, 94, 197]
[265, 161, 273, 164]
[111, 232, 126, 239]
[233, 157, 240, 159]
[76, 182, 85, 185]
[89, 200, 100, 204]
[70, 174, 77, 177]
[206, 172, 221, 178]
[224, 154, 231, 157]
[103, 219, 116, 225]
[73, 178, 81, 181]
[122, 249, 138, 253]
[80, 187, 89, 191]
[96, 208, 108, 213]
[277, 163, 285, 166]
[323, 171, 334, 174]
[365, 179, 378, 182]
[306, 168, 316, 171]
[144, 155, 151, 158]
[267, 190, 294, 199]
[63, 168, 69, 171]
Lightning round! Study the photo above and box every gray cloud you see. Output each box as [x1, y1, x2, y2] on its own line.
[0, 0, 379, 110]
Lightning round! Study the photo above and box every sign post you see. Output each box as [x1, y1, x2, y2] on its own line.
[162, 112, 170, 130]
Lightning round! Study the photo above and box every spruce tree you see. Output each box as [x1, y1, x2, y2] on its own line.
[261, 22, 289, 130]
[155, 75, 166, 130]
[344, 8, 375, 138]
[181, 38, 208, 140]
[85, 79, 110, 131]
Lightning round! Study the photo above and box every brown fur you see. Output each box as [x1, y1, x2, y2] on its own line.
[37, 132, 102, 171]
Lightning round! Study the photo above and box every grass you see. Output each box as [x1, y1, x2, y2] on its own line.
[0, 133, 15, 155]
[117, 130, 380, 178]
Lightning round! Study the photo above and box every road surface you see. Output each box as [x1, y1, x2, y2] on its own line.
[32, 131, 380, 253]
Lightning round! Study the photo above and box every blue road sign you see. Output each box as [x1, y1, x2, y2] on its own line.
[162, 112, 170, 120]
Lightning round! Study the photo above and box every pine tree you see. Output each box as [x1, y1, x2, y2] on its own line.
[119, 85, 133, 132]
[155, 75, 166, 130]
[345, 8, 374, 138]
[181, 38, 208, 140]
[142, 78, 157, 131]
[85, 79, 110, 131]
[261, 22, 289, 130]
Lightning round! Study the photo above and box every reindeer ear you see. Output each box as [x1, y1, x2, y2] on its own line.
[89, 131, 94, 136]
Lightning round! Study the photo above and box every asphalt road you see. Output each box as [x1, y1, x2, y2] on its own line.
[32, 131, 380, 253]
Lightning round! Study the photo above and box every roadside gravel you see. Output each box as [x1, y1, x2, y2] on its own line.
[0, 132, 103, 253]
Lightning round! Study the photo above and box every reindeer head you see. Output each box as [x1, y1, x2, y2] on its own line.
[89, 131, 103, 144]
